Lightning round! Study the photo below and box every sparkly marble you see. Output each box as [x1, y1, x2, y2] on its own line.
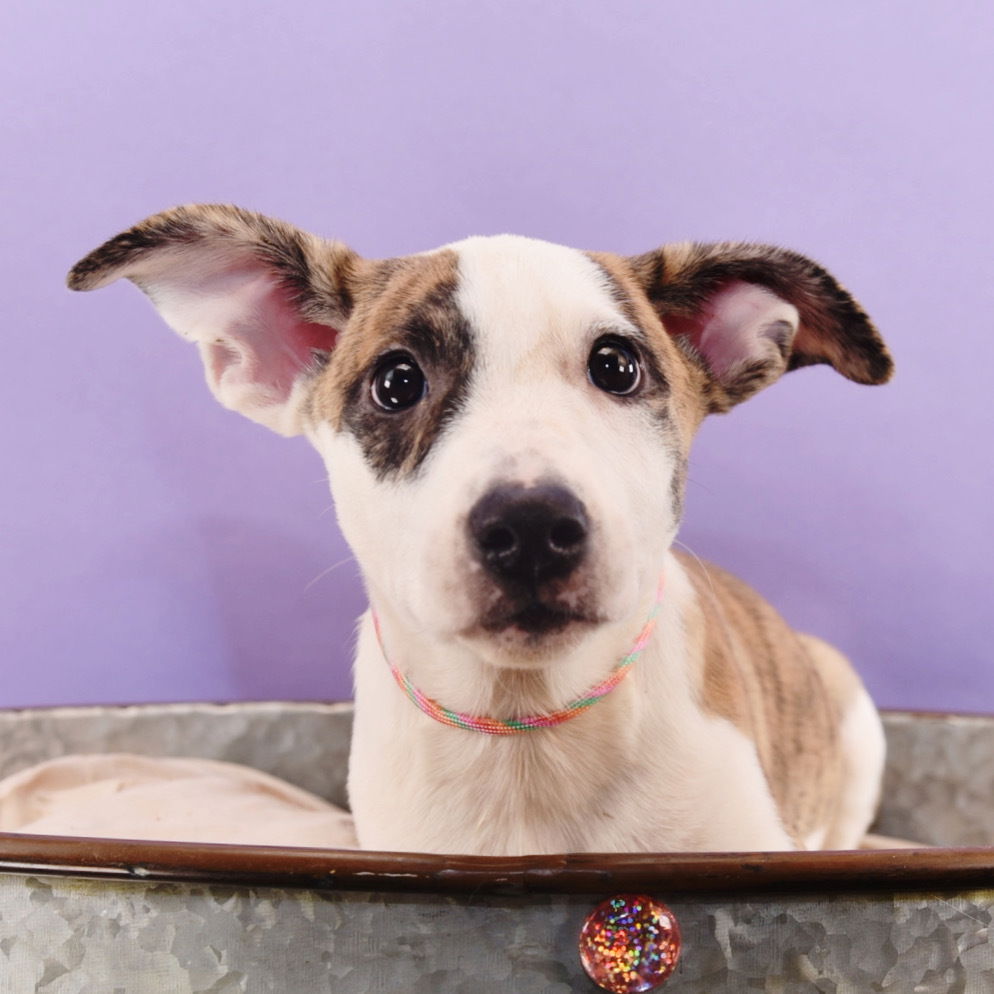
[579, 894, 681, 992]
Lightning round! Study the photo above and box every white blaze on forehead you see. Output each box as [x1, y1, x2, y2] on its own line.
[449, 235, 634, 374]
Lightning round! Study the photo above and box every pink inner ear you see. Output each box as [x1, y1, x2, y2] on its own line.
[149, 263, 343, 434]
[289, 320, 340, 363]
[665, 281, 800, 383]
[203, 316, 338, 401]
[113, 225, 350, 435]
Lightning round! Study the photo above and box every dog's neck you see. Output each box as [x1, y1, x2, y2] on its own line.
[367, 573, 664, 725]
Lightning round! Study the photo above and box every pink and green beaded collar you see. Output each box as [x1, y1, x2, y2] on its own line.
[372, 576, 664, 736]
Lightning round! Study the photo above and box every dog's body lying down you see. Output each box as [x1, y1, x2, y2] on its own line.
[0, 207, 893, 854]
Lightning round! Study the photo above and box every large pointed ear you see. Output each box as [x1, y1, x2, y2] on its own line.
[67, 204, 360, 436]
[627, 242, 893, 412]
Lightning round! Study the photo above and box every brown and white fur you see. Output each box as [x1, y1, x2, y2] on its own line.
[63, 205, 893, 854]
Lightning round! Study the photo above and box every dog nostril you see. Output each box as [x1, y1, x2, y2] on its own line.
[480, 524, 518, 557]
[549, 518, 586, 553]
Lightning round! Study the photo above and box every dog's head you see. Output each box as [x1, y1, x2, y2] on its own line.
[69, 206, 891, 665]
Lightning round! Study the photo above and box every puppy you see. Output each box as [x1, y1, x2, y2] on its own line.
[65, 205, 892, 855]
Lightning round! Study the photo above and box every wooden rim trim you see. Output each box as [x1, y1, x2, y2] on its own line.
[2, 833, 993, 896]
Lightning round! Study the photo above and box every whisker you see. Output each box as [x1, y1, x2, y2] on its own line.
[304, 555, 358, 592]
[684, 474, 714, 495]
[672, 538, 718, 600]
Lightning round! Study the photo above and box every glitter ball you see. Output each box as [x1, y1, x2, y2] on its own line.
[578, 894, 681, 993]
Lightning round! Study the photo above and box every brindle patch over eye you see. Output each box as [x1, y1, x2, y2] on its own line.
[342, 281, 475, 480]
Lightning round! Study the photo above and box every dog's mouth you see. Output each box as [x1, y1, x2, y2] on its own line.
[483, 601, 592, 636]
[471, 582, 604, 642]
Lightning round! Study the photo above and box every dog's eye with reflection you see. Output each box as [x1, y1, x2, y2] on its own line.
[371, 352, 427, 411]
[588, 337, 642, 395]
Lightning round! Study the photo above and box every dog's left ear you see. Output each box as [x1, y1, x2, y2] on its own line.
[627, 243, 893, 411]
[68, 204, 359, 436]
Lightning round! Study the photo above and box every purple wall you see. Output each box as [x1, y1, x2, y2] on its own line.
[2, 1, 991, 711]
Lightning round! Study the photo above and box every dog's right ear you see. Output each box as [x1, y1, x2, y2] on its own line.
[67, 205, 359, 436]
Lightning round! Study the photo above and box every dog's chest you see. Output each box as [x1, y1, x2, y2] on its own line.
[361, 724, 658, 855]
[434, 736, 624, 853]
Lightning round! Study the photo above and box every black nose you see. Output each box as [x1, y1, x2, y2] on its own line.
[468, 483, 589, 588]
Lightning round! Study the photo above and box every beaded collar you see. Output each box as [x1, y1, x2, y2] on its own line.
[372, 576, 664, 736]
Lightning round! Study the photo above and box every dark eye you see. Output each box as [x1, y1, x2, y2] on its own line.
[371, 352, 427, 411]
[588, 337, 642, 395]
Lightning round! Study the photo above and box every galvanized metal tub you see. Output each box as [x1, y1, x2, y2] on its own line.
[1, 702, 993, 992]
